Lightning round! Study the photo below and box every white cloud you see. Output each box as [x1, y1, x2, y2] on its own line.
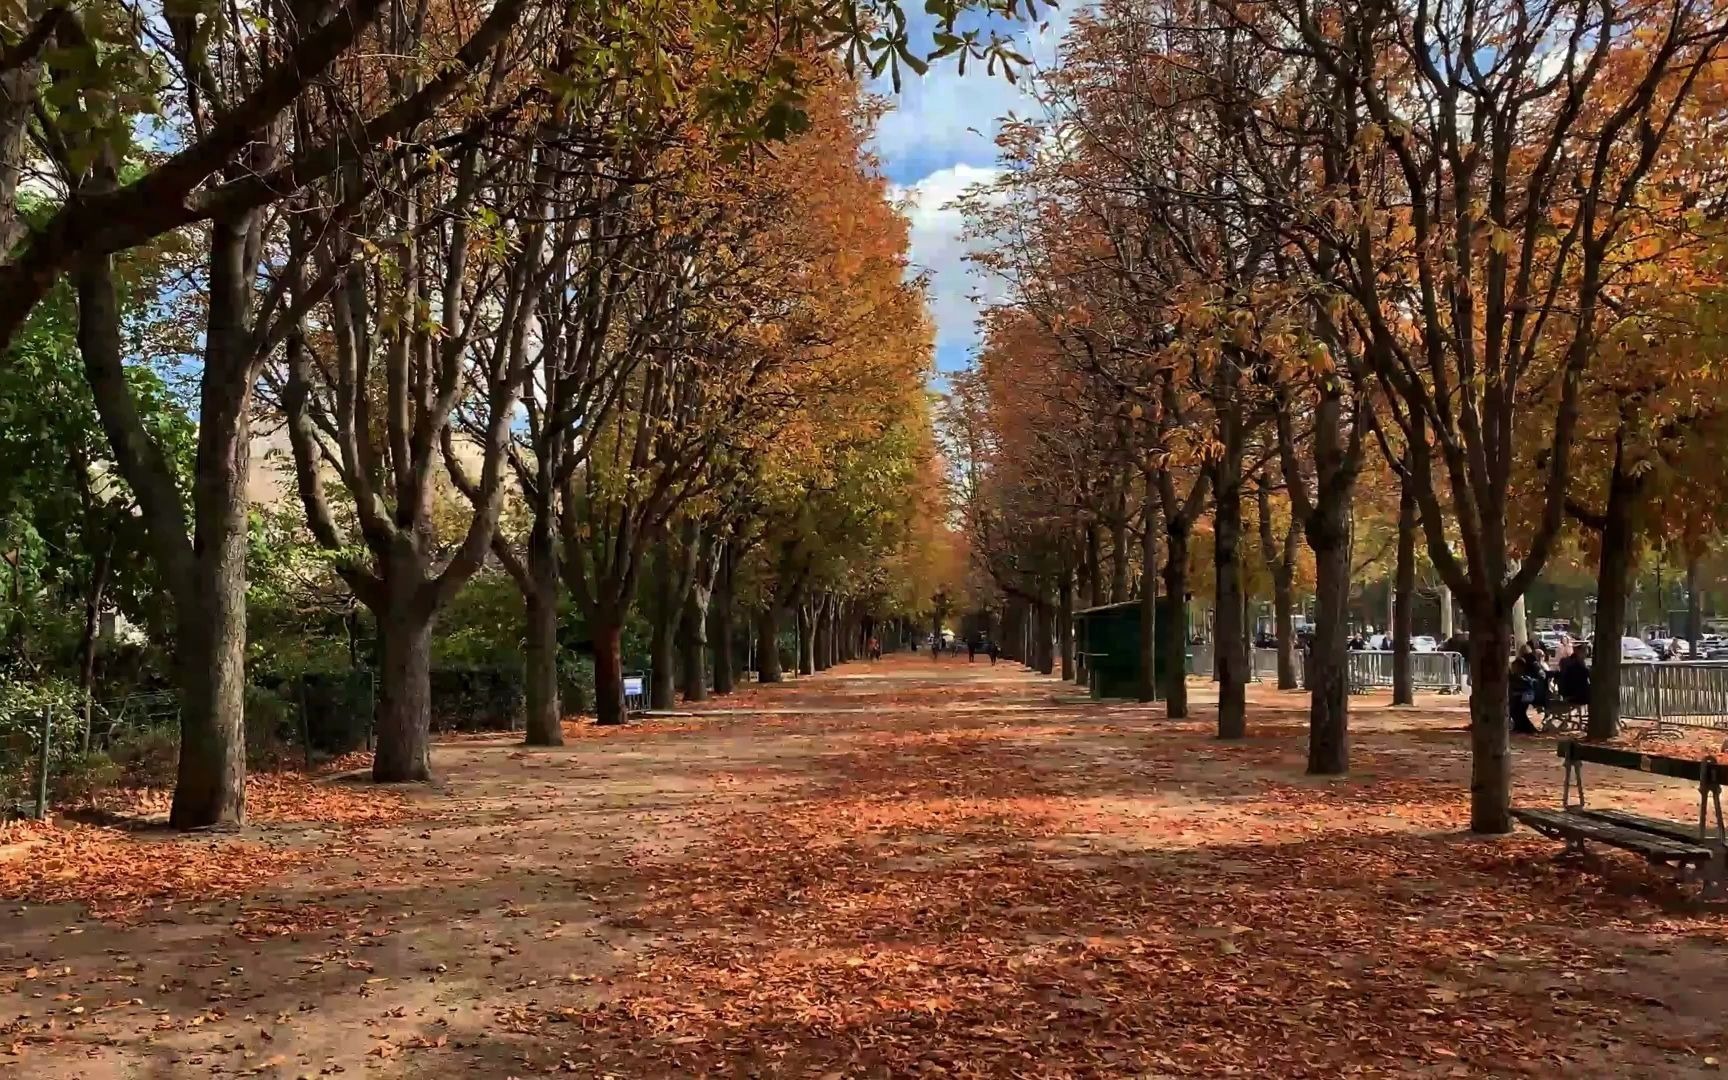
[869, 3, 1087, 367]
[869, 3, 1081, 176]
[892, 163, 1007, 360]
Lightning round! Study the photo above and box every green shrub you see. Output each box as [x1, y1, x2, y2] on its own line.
[0, 678, 87, 809]
[104, 725, 179, 789]
[429, 666, 524, 731]
[286, 671, 375, 755]
[50, 750, 122, 803]
[244, 684, 302, 770]
[560, 654, 594, 716]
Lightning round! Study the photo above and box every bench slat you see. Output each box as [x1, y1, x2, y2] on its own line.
[1512, 807, 1715, 862]
[1557, 740, 1713, 784]
[1576, 807, 1715, 846]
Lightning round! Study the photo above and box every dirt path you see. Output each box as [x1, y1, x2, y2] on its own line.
[6, 656, 1728, 1077]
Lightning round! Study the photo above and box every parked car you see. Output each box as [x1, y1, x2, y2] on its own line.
[1666, 638, 1693, 659]
[1613, 635, 1661, 662]
[1412, 635, 1439, 653]
[1536, 630, 1569, 656]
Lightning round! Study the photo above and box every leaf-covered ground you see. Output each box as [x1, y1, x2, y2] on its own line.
[3, 657, 1728, 1077]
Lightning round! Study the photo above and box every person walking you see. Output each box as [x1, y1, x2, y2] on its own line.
[967, 637, 978, 663]
[987, 639, 1000, 665]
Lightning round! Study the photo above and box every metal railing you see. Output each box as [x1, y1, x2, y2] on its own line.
[1345, 650, 1469, 694]
[1252, 647, 1304, 685]
[1188, 643, 1214, 678]
[1244, 647, 1467, 694]
[1620, 661, 1728, 730]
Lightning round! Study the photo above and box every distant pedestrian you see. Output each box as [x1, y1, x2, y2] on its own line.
[967, 638, 978, 662]
[988, 640, 1000, 665]
[868, 635, 881, 661]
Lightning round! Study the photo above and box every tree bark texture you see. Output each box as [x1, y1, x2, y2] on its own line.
[521, 530, 563, 745]
[756, 606, 784, 683]
[591, 619, 626, 726]
[1059, 567, 1075, 681]
[1110, 492, 1130, 604]
[798, 603, 815, 675]
[1392, 468, 1418, 707]
[373, 601, 434, 783]
[1589, 449, 1640, 740]
[1160, 522, 1190, 718]
[1305, 504, 1352, 775]
[1213, 453, 1247, 740]
[711, 547, 737, 695]
[650, 547, 678, 711]
[1139, 484, 1159, 703]
[1256, 478, 1300, 692]
[523, 586, 563, 745]
[1467, 616, 1514, 834]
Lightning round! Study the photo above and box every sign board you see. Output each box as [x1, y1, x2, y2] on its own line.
[622, 676, 645, 697]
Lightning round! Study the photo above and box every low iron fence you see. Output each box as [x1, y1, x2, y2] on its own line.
[1251, 647, 1303, 685]
[1242, 647, 1469, 694]
[1346, 650, 1470, 695]
[1619, 661, 1728, 731]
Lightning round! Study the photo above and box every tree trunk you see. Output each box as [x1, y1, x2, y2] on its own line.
[756, 606, 784, 683]
[813, 596, 832, 672]
[81, 248, 249, 828]
[522, 524, 563, 744]
[523, 585, 563, 745]
[1111, 489, 1130, 603]
[832, 601, 845, 666]
[77, 539, 112, 751]
[1272, 571, 1297, 690]
[798, 603, 815, 675]
[711, 547, 737, 696]
[649, 549, 678, 710]
[1059, 566, 1075, 680]
[1139, 484, 1159, 703]
[1086, 524, 1104, 607]
[592, 618, 626, 726]
[679, 591, 708, 703]
[1034, 597, 1055, 674]
[173, 411, 253, 823]
[1306, 509, 1352, 775]
[1160, 522, 1190, 718]
[1392, 470, 1417, 706]
[1214, 461, 1247, 740]
[1467, 614, 1514, 834]
[1687, 556, 1703, 657]
[372, 598, 434, 783]
[1589, 458, 1639, 740]
[170, 554, 250, 825]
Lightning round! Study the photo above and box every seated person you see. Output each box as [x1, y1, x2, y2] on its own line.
[1556, 643, 1591, 705]
[1509, 645, 1545, 734]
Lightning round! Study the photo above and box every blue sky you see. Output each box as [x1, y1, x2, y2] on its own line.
[865, 6, 1078, 375]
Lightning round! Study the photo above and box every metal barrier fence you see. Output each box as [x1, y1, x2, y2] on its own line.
[1251, 647, 1302, 684]
[1192, 650, 1728, 722]
[1344, 650, 1469, 694]
[1243, 647, 1468, 694]
[1188, 643, 1214, 679]
[1251, 649, 1299, 680]
[1619, 661, 1728, 730]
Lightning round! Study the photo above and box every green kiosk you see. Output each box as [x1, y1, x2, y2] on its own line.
[1073, 597, 1187, 700]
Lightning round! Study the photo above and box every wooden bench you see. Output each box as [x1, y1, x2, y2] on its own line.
[1511, 740, 1727, 898]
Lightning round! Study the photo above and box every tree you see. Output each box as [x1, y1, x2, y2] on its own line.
[1232, 0, 1728, 827]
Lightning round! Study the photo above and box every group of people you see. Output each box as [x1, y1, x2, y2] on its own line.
[913, 634, 1001, 664]
[1509, 639, 1592, 735]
